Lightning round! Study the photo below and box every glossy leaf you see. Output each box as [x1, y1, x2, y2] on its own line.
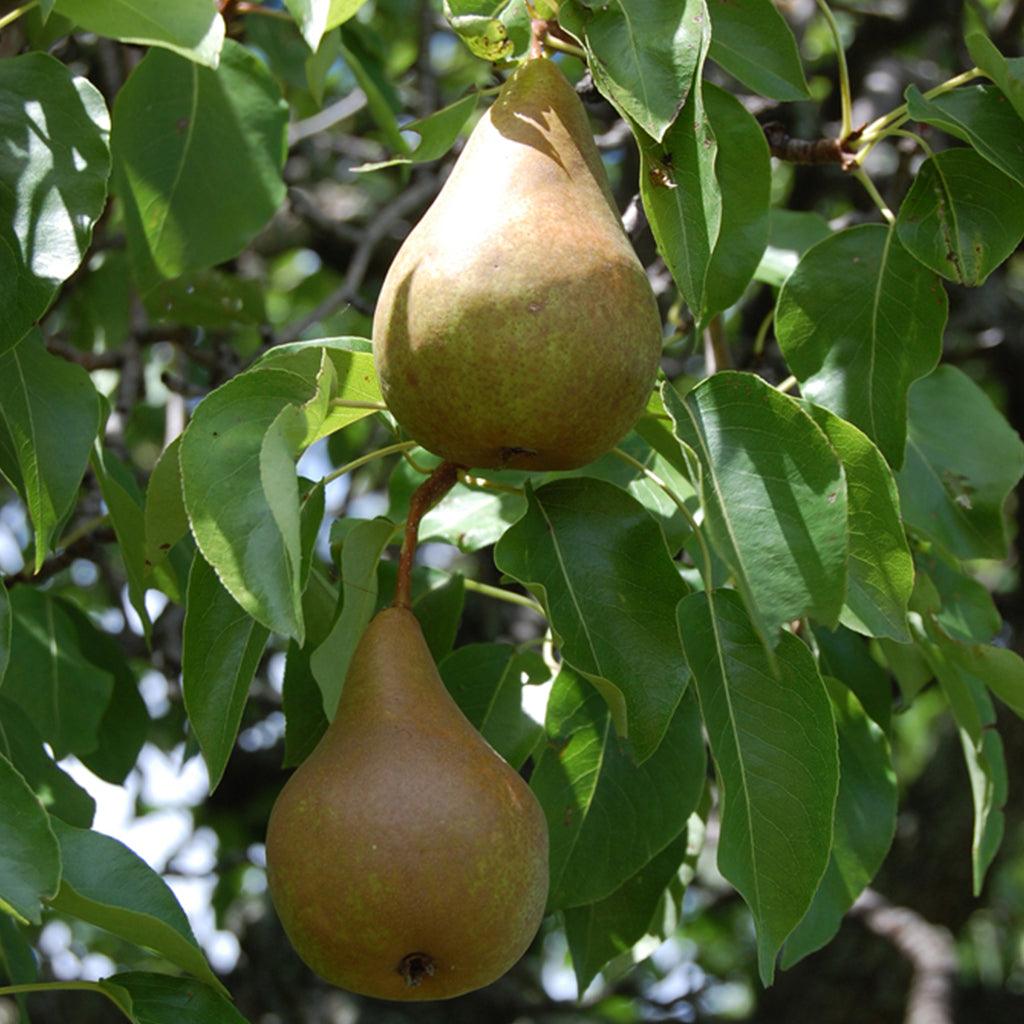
[0, 754, 60, 925]
[53, 0, 225, 67]
[495, 478, 691, 763]
[439, 644, 545, 769]
[805, 403, 913, 642]
[678, 589, 838, 984]
[663, 373, 848, 640]
[310, 517, 396, 718]
[560, 0, 708, 141]
[180, 353, 327, 641]
[113, 41, 287, 283]
[101, 972, 250, 1024]
[0, 331, 101, 570]
[782, 679, 897, 967]
[638, 74, 720, 321]
[707, 0, 809, 100]
[4, 587, 113, 759]
[896, 365, 1024, 560]
[0, 53, 110, 353]
[0, 696, 95, 829]
[754, 208, 831, 287]
[49, 820, 225, 994]
[966, 33, 1024, 122]
[182, 554, 270, 792]
[530, 666, 705, 909]
[776, 224, 946, 467]
[905, 84, 1024, 186]
[896, 149, 1024, 286]
[702, 83, 772, 320]
[943, 641, 1024, 722]
[915, 550, 1001, 644]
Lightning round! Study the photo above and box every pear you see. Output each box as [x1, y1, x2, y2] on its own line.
[265, 607, 549, 1000]
[372, 57, 662, 470]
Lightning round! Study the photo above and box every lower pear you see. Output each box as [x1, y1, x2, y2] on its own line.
[265, 607, 549, 1000]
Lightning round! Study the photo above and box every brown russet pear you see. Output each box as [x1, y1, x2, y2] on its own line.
[372, 56, 662, 470]
[265, 607, 549, 1001]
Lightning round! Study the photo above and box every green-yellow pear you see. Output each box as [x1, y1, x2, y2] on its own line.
[265, 607, 549, 1001]
[372, 56, 662, 470]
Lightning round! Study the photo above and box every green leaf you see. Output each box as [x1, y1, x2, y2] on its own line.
[285, 0, 331, 50]
[101, 972, 250, 1024]
[814, 625, 892, 732]
[805, 404, 913, 642]
[0, 911, 37, 1021]
[0, 754, 60, 925]
[0, 695, 95, 828]
[702, 83, 771, 321]
[0, 53, 110, 352]
[530, 666, 706, 908]
[775, 224, 947, 467]
[144, 436, 188, 593]
[57, 598, 148, 786]
[388, 452, 527, 552]
[144, 269, 267, 328]
[282, 638, 329, 768]
[338, 33, 410, 158]
[0, 330, 101, 570]
[560, 0, 708, 141]
[310, 517, 396, 718]
[305, 27, 341, 104]
[895, 149, 1024, 286]
[754, 208, 831, 287]
[927, 636, 1007, 892]
[182, 554, 270, 792]
[638, 73, 720, 320]
[327, 0, 369, 30]
[663, 373, 848, 640]
[944, 642, 1024, 726]
[113, 40, 287, 284]
[356, 93, 480, 171]
[896, 365, 1024, 560]
[50, 820, 225, 995]
[52, 0, 225, 67]
[905, 84, 1024, 186]
[413, 574, 465, 663]
[4, 588, 113, 759]
[707, 0, 809, 100]
[495, 478, 690, 763]
[678, 589, 839, 985]
[781, 679, 896, 967]
[439, 644, 544, 769]
[966, 33, 1024, 122]
[565, 828, 693, 993]
[91, 446, 153, 641]
[914, 549, 1001, 644]
[180, 354, 328, 641]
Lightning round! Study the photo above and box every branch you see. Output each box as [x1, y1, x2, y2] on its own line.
[851, 888, 957, 1024]
[4, 526, 116, 589]
[762, 122, 859, 168]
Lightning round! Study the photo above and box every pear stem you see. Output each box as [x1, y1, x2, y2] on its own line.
[394, 461, 460, 609]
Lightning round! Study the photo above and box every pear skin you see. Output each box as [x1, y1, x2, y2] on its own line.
[372, 57, 662, 470]
[266, 608, 549, 1000]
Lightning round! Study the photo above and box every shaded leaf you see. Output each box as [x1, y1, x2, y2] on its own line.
[678, 589, 838, 984]
[754, 208, 831, 287]
[814, 625, 893, 732]
[896, 365, 1024, 560]
[0, 754, 60, 925]
[896, 149, 1024, 286]
[182, 554, 270, 792]
[282, 638, 328, 768]
[495, 478, 690, 763]
[102, 972, 250, 1024]
[663, 373, 848, 640]
[413, 574, 465, 663]
[144, 436, 188, 592]
[915, 549, 1001, 644]
[708, 0, 809, 100]
[530, 666, 706, 908]
[0, 331, 101, 570]
[775, 224, 947, 467]
[966, 33, 1024, 121]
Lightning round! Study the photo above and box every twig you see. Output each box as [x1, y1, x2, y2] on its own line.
[271, 172, 442, 347]
[323, 440, 418, 485]
[394, 461, 459, 609]
[0, 0, 38, 31]
[4, 526, 116, 588]
[463, 578, 544, 614]
[287, 91, 369, 147]
[762, 122, 858, 168]
[704, 315, 731, 373]
[850, 889, 957, 1024]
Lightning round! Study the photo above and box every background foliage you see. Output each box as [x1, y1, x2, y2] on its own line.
[1, 0, 1023, 1022]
